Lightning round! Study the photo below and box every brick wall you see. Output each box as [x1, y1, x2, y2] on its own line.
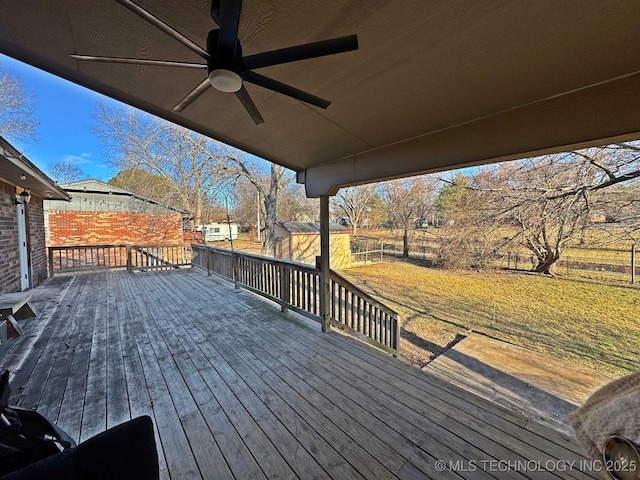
[0, 180, 20, 294]
[47, 210, 184, 246]
[27, 196, 47, 287]
[0, 181, 48, 294]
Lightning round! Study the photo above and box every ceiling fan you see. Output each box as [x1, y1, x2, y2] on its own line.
[71, 0, 359, 124]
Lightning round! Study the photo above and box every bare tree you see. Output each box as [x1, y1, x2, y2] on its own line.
[432, 175, 497, 269]
[381, 177, 435, 257]
[446, 144, 640, 274]
[331, 185, 378, 236]
[0, 63, 38, 142]
[94, 103, 221, 226]
[231, 175, 311, 240]
[95, 103, 294, 254]
[109, 168, 176, 202]
[213, 146, 294, 255]
[279, 184, 319, 222]
[47, 160, 87, 184]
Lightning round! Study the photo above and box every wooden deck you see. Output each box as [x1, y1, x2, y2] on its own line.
[0, 269, 598, 480]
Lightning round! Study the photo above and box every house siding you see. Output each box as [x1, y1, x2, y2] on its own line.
[274, 223, 352, 269]
[289, 232, 352, 269]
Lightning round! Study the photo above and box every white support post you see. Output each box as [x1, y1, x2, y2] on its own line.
[319, 196, 331, 333]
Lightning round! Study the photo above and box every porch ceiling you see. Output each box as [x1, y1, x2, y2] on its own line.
[2, 1, 640, 196]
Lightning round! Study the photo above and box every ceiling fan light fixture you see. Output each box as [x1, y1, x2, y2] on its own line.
[208, 68, 242, 92]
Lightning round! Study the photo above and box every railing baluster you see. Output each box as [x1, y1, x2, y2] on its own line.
[295, 270, 300, 307]
[351, 293, 357, 329]
[331, 279, 335, 320]
[312, 274, 317, 315]
[385, 313, 390, 346]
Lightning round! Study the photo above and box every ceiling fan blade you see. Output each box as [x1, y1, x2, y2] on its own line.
[114, 0, 210, 60]
[172, 78, 211, 112]
[71, 55, 207, 69]
[243, 35, 358, 70]
[218, 0, 242, 54]
[243, 71, 330, 109]
[235, 86, 264, 124]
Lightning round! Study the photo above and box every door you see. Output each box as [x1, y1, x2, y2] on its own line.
[16, 204, 30, 290]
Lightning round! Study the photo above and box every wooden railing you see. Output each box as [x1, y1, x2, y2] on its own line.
[128, 244, 192, 272]
[192, 244, 400, 355]
[48, 244, 192, 275]
[329, 270, 400, 354]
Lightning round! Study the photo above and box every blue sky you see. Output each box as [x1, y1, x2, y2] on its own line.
[1, 54, 119, 181]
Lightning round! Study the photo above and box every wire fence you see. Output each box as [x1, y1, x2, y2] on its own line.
[353, 234, 638, 284]
[491, 246, 638, 283]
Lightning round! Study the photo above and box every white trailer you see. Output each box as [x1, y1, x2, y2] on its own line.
[201, 222, 238, 242]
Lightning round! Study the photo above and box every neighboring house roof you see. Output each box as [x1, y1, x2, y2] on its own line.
[59, 179, 191, 215]
[0, 135, 70, 201]
[277, 222, 351, 234]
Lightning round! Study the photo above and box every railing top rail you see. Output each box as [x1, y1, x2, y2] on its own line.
[50, 243, 191, 249]
[132, 243, 192, 249]
[49, 244, 130, 249]
[192, 244, 320, 274]
[329, 270, 398, 317]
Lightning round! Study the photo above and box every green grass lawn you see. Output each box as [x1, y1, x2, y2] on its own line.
[339, 259, 640, 376]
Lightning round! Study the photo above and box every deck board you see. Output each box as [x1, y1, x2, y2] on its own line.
[0, 269, 599, 480]
[118, 272, 170, 477]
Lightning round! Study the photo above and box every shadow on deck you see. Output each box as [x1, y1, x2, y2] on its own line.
[0, 269, 597, 480]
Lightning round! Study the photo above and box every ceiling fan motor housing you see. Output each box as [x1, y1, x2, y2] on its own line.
[207, 29, 243, 92]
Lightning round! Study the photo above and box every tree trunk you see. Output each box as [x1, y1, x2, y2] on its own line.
[532, 253, 560, 275]
[263, 194, 277, 257]
[194, 192, 203, 227]
[402, 227, 410, 258]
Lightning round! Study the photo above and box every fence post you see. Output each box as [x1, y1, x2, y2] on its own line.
[47, 248, 54, 278]
[233, 252, 240, 289]
[566, 256, 570, 276]
[126, 246, 132, 273]
[632, 244, 636, 285]
[394, 315, 401, 358]
[206, 246, 211, 276]
[280, 264, 290, 313]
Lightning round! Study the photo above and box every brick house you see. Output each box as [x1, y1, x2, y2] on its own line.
[0, 136, 70, 294]
[45, 179, 190, 247]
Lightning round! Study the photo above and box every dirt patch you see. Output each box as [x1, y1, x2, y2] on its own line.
[423, 333, 615, 434]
